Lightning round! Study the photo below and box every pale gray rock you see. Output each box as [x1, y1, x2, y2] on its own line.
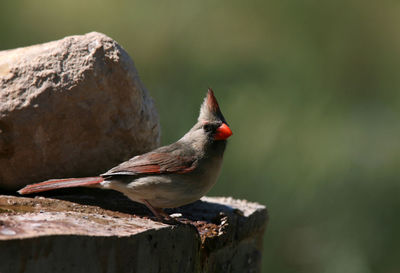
[0, 32, 160, 189]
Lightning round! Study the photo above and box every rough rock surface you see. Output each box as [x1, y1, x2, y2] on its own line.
[0, 32, 160, 189]
[0, 191, 268, 273]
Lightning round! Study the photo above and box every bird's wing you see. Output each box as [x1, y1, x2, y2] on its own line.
[101, 151, 198, 177]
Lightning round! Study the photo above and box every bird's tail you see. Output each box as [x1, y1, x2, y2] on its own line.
[18, 177, 104, 195]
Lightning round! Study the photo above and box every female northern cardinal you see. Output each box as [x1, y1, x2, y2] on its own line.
[18, 89, 232, 222]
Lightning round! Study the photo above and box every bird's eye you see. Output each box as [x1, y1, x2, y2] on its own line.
[203, 123, 212, 132]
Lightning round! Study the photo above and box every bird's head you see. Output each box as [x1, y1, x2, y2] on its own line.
[198, 88, 233, 141]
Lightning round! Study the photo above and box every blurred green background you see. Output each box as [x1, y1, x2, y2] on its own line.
[2, 1, 400, 272]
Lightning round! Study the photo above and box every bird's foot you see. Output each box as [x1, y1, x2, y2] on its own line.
[143, 200, 182, 225]
[159, 215, 181, 225]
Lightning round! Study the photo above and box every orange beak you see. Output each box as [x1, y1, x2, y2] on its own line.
[214, 123, 233, 140]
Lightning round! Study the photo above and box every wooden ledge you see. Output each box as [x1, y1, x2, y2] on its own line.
[0, 190, 268, 273]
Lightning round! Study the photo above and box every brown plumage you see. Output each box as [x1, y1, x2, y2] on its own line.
[18, 88, 232, 222]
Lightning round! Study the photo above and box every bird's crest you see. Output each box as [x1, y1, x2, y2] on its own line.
[199, 88, 226, 123]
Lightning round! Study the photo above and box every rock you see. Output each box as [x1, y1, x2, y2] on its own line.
[0, 32, 160, 189]
[0, 192, 268, 273]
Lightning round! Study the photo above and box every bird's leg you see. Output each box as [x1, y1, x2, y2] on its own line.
[142, 200, 180, 225]
[142, 200, 164, 219]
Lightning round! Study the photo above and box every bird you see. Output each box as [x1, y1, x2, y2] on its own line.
[18, 88, 232, 223]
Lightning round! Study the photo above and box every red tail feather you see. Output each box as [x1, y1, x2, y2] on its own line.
[18, 177, 104, 195]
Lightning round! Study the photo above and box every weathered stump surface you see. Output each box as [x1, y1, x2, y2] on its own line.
[0, 191, 268, 273]
[0, 32, 160, 189]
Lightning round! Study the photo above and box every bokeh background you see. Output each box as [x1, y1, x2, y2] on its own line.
[1, 1, 400, 272]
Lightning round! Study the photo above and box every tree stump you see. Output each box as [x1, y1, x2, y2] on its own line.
[0, 191, 268, 273]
